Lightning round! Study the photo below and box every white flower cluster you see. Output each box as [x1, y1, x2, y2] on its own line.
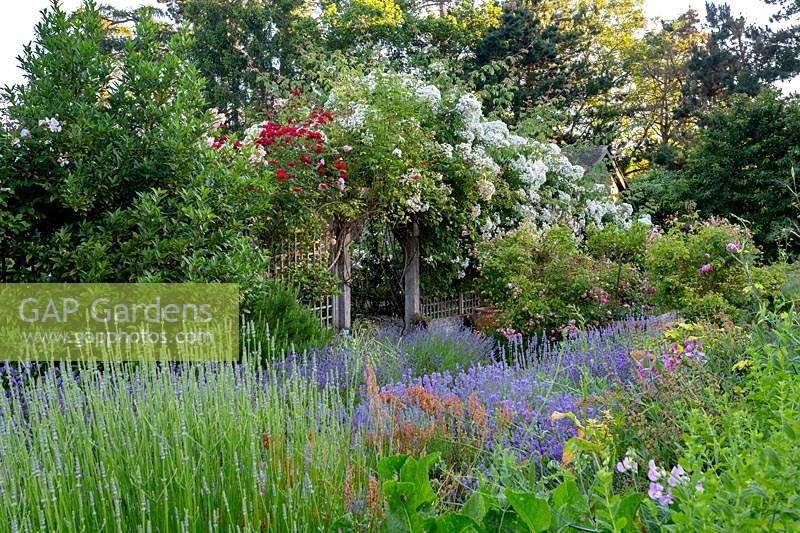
[476, 179, 496, 201]
[512, 155, 547, 194]
[480, 214, 503, 241]
[415, 85, 441, 110]
[455, 94, 483, 129]
[456, 142, 500, 175]
[584, 200, 634, 229]
[340, 102, 371, 131]
[435, 142, 453, 159]
[401, 169, 431, 213]
[38, 117, 62, 133]
[453, 256, 470, 279]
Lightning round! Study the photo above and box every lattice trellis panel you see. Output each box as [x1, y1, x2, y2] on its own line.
[267, 236, 335, 329]
[420, 291, 481, 320]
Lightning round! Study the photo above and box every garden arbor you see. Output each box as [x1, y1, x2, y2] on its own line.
[319, 70, 636, 330]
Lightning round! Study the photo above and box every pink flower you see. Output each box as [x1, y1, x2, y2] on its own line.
[648, 460, 664, 482]
[337, 177, 346, 191]
[648, 482, 663, 499]
[698, 263, 712, 275]
[342, 145, 353, 152]
[668, 464, 689, 487]
[319, 183, 329, 191]
[726, 240, 743, 253]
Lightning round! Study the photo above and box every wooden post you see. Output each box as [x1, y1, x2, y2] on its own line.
[402, 221, 421, 327]
[332, 229, 352, 331]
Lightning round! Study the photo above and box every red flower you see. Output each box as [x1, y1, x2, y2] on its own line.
[288, 161, 296, 167]
[334, 160, 347, 171]
[300, 154, 313, 164]
[314, 145, 324, 153]
[276, 169, 288, 180]
[319, 183, 329, 191]
[293, 186, 303, 194]
[233, 140, 243, 150]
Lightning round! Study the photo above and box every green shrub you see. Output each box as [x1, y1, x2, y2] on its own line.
[242, 282, 332, 361]
[644, 218, 754, 321]
[0, 2, 272, 284]
[585, 221, 650, 269]
[477, 224, 647, 336]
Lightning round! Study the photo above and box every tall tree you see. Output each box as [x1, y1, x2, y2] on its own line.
[614, 10, 704, 174]
[470, 0, 645, 144]
[157, 0, 320, 127]
[682, 90, 800, 255]
[683, 3, 800, 115]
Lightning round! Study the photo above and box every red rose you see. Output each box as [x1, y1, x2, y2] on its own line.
[334, 160, 346, 171]
[276, 169, 288, 180]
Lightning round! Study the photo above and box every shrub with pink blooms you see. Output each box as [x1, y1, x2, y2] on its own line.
[476, 224, 650, 338]
[644, 217, 794, 321]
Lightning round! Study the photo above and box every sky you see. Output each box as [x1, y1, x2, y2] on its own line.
[0, 0, 796, 91]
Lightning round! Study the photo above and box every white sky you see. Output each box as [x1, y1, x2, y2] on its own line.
[0, 0, 797, 91]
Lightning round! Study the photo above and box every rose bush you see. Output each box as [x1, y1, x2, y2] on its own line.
[477, 224, 649, 338]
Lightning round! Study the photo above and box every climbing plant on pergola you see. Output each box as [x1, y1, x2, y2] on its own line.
[212, 66, 636, 329]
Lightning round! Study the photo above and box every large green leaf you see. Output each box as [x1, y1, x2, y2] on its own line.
[505, 489, 551, 532]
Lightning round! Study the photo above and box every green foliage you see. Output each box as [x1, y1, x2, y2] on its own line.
[377, 452, 442, 532]
[242, 282, 332, 361]
[163, 0, 318, 127]
[667, 307, 800, 530]
[621, 167, 686, 223]
[586, 221, 650, 268]
[682, 90, 800, 255]
[0, 1, 272, 284]
[477, 224, 647, 336]
[371, 451, 645, 532]
[643, 218, 755, 320]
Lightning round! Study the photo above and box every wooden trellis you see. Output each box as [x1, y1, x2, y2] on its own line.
[267, 235, 335, 329]
[420, 290, 481, 320]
